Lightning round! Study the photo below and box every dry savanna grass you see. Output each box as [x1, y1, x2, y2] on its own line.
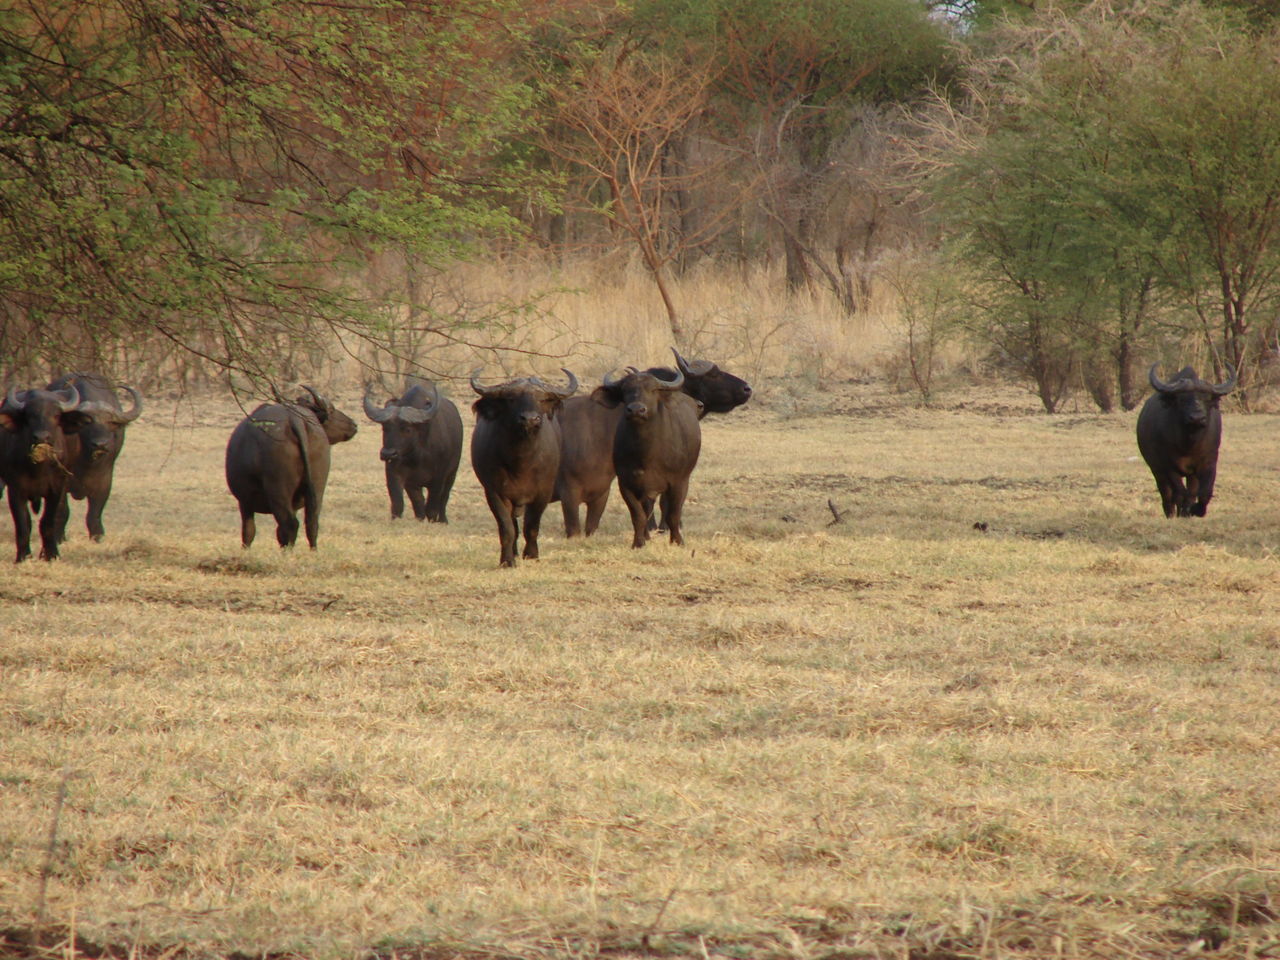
[2, 374, 1279, 960]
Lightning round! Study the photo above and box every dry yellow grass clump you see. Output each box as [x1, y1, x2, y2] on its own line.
[1, 374, 1279, 960]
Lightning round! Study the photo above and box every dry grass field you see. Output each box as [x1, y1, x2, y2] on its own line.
[2, 371, 1279, 960]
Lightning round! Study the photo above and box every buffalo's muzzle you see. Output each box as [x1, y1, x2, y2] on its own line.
[380, 448, 400, 462]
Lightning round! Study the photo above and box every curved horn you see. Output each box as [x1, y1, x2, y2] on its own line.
[538, 368, 578, 398]
[470, 369, 500, 397]
[1148, 364, 1186, 394]
[655, 366, 684, 391]
[117, 385, 142, 422]
[1212, 363, 1238, 396]
[671, 347, 714, 376]
[394, 382, 438, 423]
[602, 368, 627, 389]
[3, 386, 24, 412]
[54, 383, 81, 411]
[300, 384, 323, 406]
[363, 391, 395, 423]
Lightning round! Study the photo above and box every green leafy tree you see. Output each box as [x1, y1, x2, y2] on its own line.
[922, 0, 1280, 411]
[0, 0, 543, 388]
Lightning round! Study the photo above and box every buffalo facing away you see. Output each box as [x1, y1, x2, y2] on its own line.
[47, 371, 142, 544]
[364, 379, 463, 523]
[225, 386, 358, 548]
[0, 383, 84, 562]
[594, 366, 701, 548]
[556, 348, 750, 537]
[1136, 363, 1236, 518]
[470, 370, 578, 567]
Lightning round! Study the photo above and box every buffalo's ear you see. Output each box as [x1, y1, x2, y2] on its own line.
[0, 412, 18, 433]
[592, 385, 620, 409]
[473, 397, 499, 421]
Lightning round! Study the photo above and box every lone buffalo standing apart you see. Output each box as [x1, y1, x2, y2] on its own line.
[363, 379, 462, 523]
[1136, 363, 1236, 518]
[556, 348, 750, 537]
[594, 366, 702, 548]
[0, 383, 84, 561]
[470, 370, 578, 567]
[47, 371, 142, 544]
[225, 386, 358, 548]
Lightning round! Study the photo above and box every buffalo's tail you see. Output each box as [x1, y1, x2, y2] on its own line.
[289, 416, 319, 522]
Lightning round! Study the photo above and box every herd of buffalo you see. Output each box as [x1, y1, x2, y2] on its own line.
[0, 353, 1238, 565]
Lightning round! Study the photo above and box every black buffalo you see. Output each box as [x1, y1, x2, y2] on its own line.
[363, 379, 463, 523]
[1136, 363, 1236, 517]
[47, 372, 142, 543]
[0, 383, 85, 561]
[556, 348, 749, 537]
[225, 386, 358, 548]
[594, 366, 702, 548]
[470, 370, 578, 567]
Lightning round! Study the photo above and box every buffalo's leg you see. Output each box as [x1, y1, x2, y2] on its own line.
[428, 474, 454, 524]
[302, 491, 323, 549]
[583, 490, 609, 537]
[523, 500, 548, 560]
[486, 490, 518, 567]
[561, 487, 583, 538]
[85, 488, 110, 541]
[386, 466, 406, 519]
[239, 504, 257, 547]
[662, 480, 689, 546]
[37, 495, 61, 560]
[1155, 477, 1178, 518]
[406, 485, 428, 521]
[10, 498, 32, 563]
[619, 485, 652, 549]
[54, 493, 72, 544]
[1192, 466, 1216, 517]
[270, 498, 300, 548]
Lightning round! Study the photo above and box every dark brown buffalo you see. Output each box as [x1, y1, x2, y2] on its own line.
[470, 370, 578, 567]
[225, 386, 358, 548]
[593, 366, 702, 548]
[47, 372, 142, 543]
[556, 349, 750, 537]
[0, 383, 84, 561]
[1136, 363, 1236, 517]
[363, 379, 463, 522]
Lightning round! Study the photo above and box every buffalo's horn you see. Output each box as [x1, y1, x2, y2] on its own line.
[656, 366, 684, 391]
[671, 347, 714, 376]
[54, 383, 80, 411]
[601, 368, 626, 389]
[470, 369, 495, 397]
[395, 381, 438, 423]
[300, 384, 327, 411]
[1212, 363, 1238, 396]
[3, 386, 24, 412]
[537, 368, 578, 398]
[117, 385, 143, 422]
[363, 391, 395, 423]
[1148, 364, 1187, 394]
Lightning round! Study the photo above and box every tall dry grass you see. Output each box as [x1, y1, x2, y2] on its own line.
[2, 372, 1278, 960]
[345, 256, 912, 393]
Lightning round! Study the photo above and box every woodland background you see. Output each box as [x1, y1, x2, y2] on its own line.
[4, 0, 1280, 408]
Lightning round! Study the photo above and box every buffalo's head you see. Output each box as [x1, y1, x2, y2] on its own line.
[297, 385, 358, 444]
[471, 370, 578, 434]
[365, 380, 440, 461]
[595, 366, 686, 423]
[1149, 364, 1236, 428]
[0, 385, 85, 459]
[667, 348, 752, 415]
